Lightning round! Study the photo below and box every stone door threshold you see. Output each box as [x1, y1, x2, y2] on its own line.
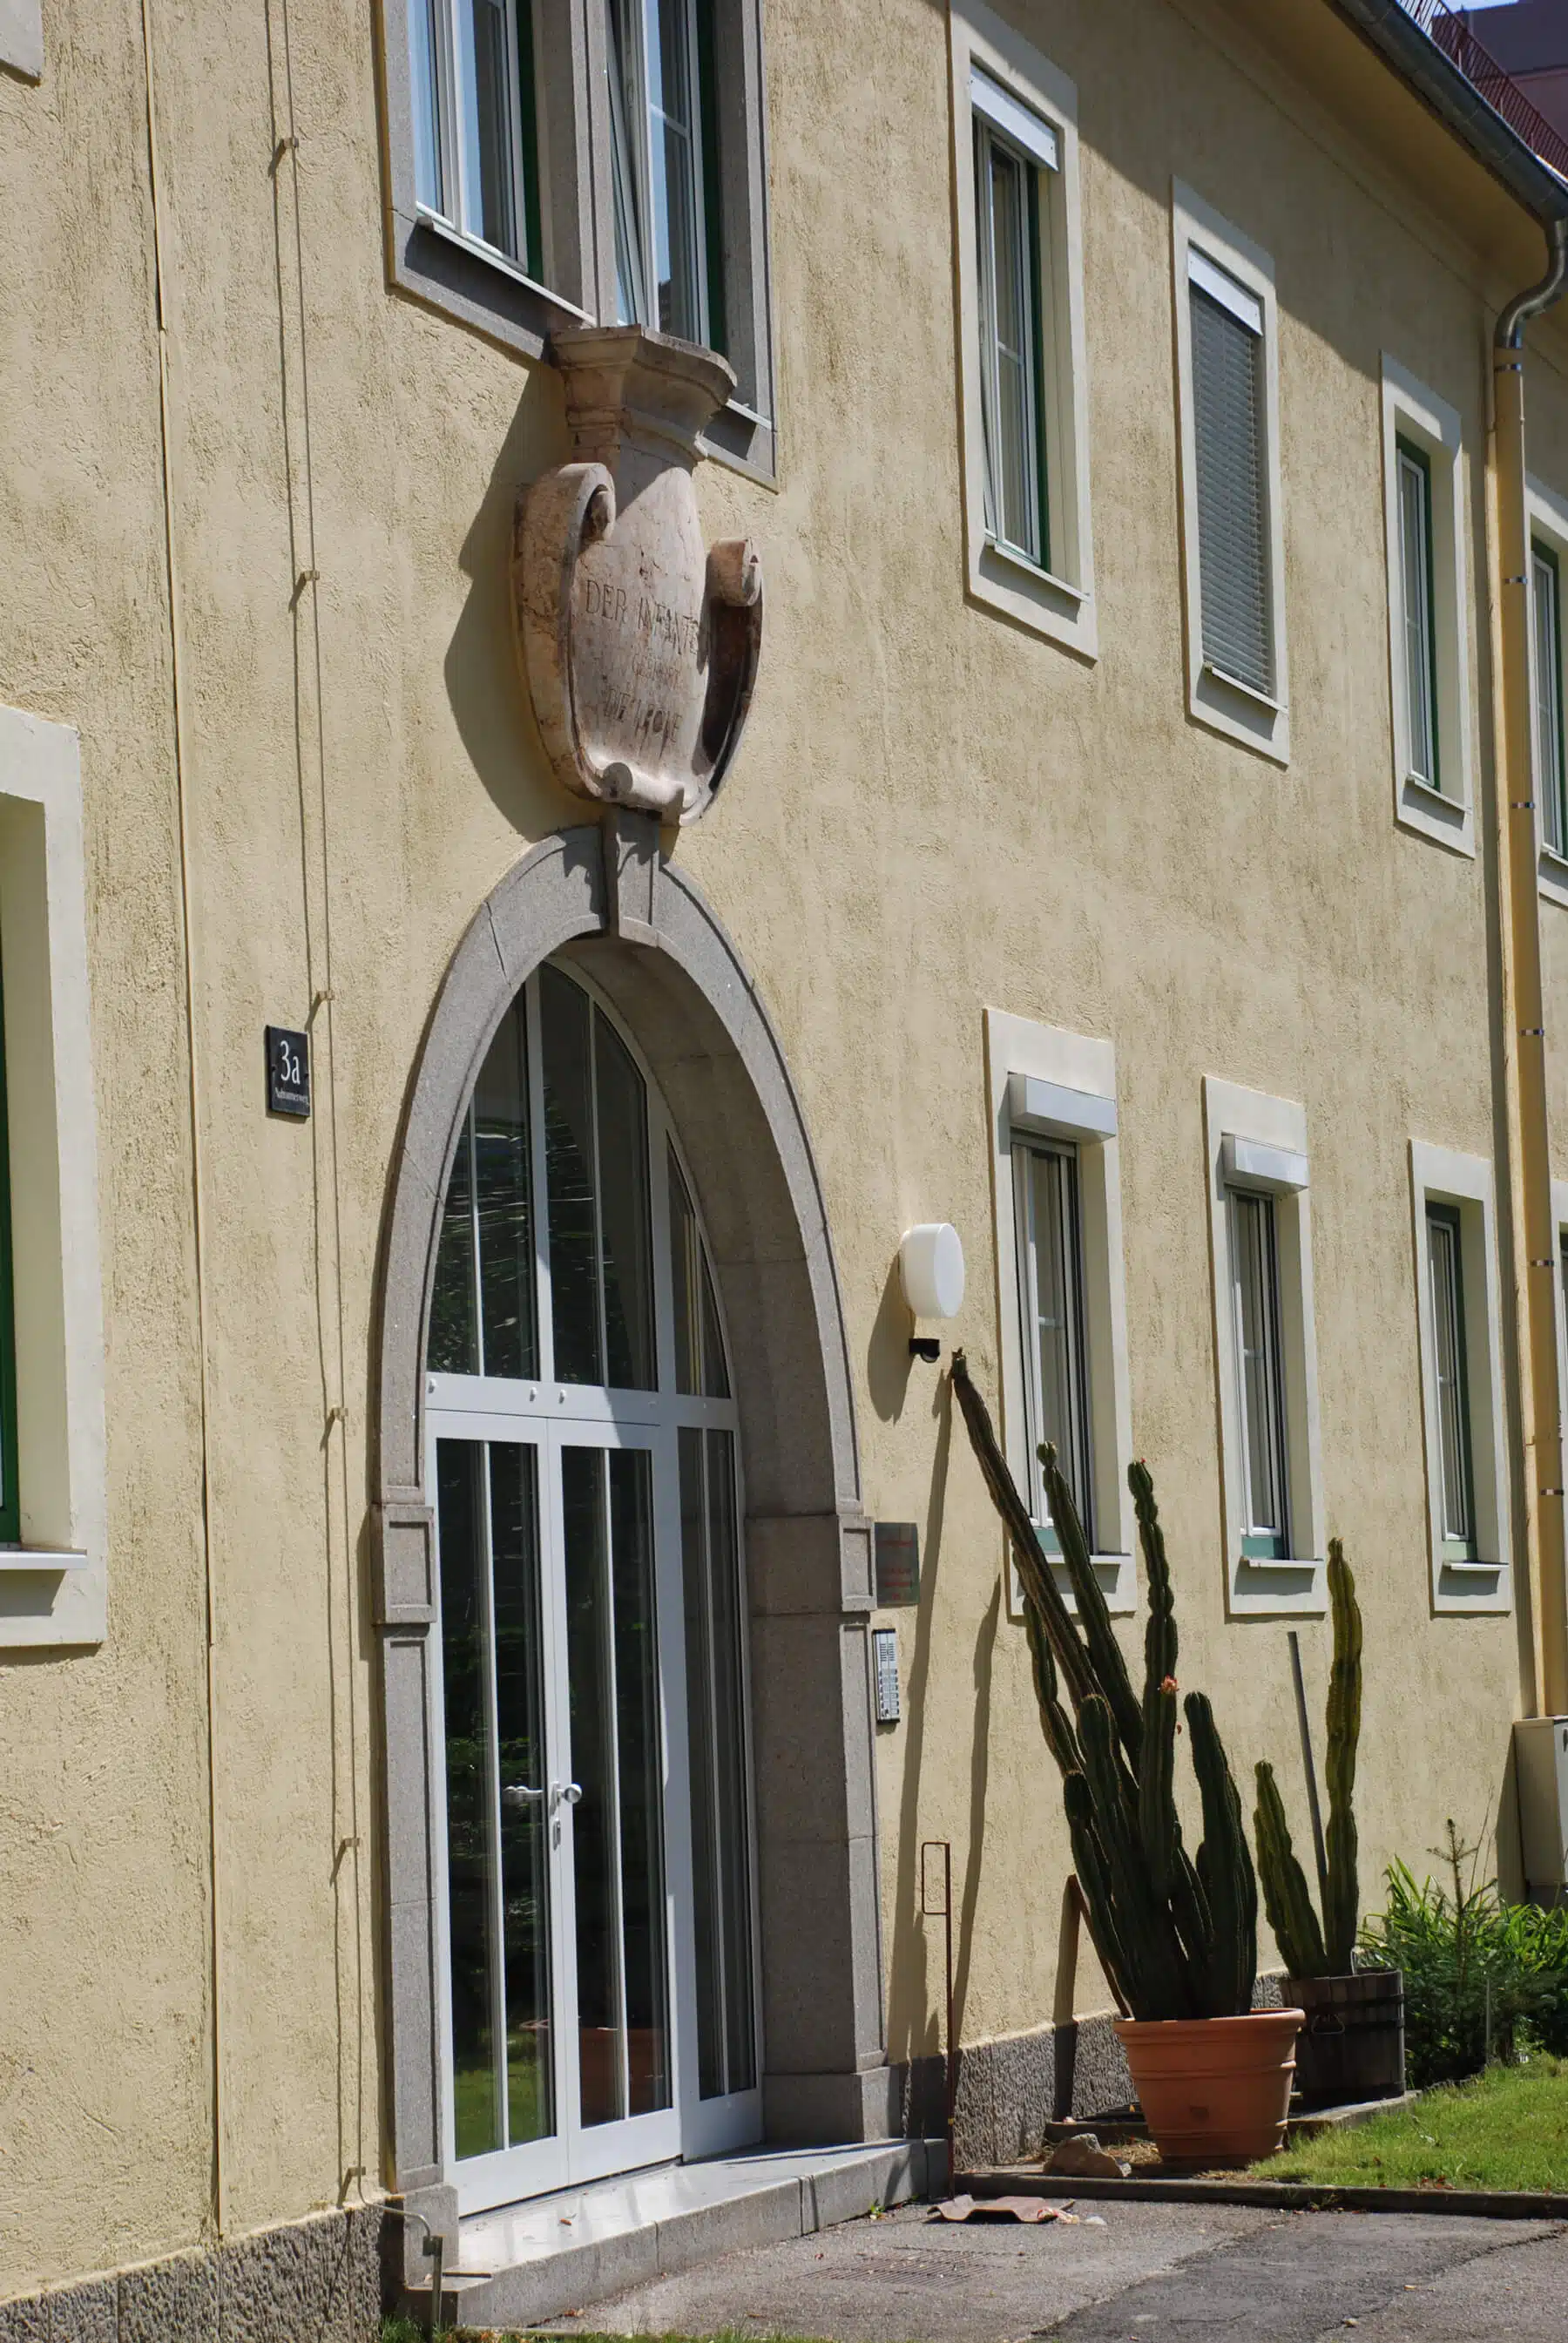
[407, 2138, 947, 2330]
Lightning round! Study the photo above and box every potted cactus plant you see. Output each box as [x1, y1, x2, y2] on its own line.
[951, 1354, 1302, 2164]
[1253, 1543, 1405, 2104]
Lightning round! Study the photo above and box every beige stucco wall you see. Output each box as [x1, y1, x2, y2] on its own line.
[3, 0, 1568, 2296]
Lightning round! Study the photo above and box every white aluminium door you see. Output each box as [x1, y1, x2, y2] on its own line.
[425, 960, 760, 2214]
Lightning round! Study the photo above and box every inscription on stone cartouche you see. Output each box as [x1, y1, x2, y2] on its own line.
[513, 325, 762, 825]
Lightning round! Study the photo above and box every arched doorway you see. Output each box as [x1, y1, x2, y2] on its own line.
[374, 823, 891, 2247]
[425, 958, 757, 2211]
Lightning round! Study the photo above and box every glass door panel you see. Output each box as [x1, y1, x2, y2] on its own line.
[678, 1425, 755, 2099]
[436, 1436, 553, 2163]
[561, 1441, 672, 2130]
[429, 958, 759, 2211]
[540, 965, 656, 1392]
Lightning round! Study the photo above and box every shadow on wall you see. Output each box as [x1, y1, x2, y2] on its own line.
[867, 1249, 919, 1423]
[444, 362, 585, 843]
[888, 1371, 956, 2069]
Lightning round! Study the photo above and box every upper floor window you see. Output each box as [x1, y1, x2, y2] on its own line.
[1528, 476, 1568, 911]
[389, 0, 775, 474]
[1190, 257, 1272, 701]
[1532, 538, 1565, 858]
[949, 2, 1096, 660]
[973, 69, 1052, 571]
[410, 0, 542, 273]
[1396, 437, 1439, 790]
[1381, 357, 1475, 857]
[607, 0, 720, 346]
[1172, 187, 1288, 762]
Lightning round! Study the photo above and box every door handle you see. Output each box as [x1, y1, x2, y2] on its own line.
[551, 1781, 584, 1809]
[501, 1783, 545, 1809]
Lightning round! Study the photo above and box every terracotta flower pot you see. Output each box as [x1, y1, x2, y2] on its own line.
[1115, 2008, 1305, 2164]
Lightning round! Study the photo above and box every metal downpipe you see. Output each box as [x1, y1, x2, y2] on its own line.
[1492, 215, 1568, 1717]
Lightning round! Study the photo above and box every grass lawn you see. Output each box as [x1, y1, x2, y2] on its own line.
[1258, 2055, 1568, 2192]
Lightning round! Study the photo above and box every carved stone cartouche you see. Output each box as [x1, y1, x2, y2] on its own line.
[512, 323, 762, 824]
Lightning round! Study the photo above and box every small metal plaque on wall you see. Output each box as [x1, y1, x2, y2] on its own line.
[266, 1026, 310, 1120]
[874, 1521, 921, 1608]
[872, 1627, 901, 1725]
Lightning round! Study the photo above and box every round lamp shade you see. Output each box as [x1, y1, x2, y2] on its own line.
[899, 1222, 965, 1322]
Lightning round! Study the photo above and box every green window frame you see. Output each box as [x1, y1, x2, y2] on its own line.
[1427, 1202, 1477, 1565]
[607, 0, 723, 349]
[1396, 433, 1441, 792]
[1012, 1136, 1092, 1553]
[1532, 538, 1566, 857]
[408, 0, 545, 279]
[974, 112, 1051, 572]
[1227, 1186, 1290, 1562]
[0, 959, 17, 1545]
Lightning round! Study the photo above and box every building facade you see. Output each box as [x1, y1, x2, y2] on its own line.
[4, 0, 1568, 2328]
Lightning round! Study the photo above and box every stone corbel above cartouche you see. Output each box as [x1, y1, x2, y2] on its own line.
[512, 324, 762, 825]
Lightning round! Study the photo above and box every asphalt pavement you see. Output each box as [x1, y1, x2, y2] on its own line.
[536, 2197, 1568, 2340]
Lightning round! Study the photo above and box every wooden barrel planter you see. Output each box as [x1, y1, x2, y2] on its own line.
[1286, 1968, 1405, 2105]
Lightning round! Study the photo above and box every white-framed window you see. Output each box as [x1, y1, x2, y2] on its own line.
[1542, 1182, 1568, 1657]
[606, 0, 715, 345]
[1227, 1186, 1290, 1561]
[1172, 185, 1288, 764]
[0, 704, 107, 1648]
[1409, 1142, 1510, 1614]
[1203, 1079, 1324, 1615]
[411, 0, 542, 275]
[1381, 357, 1474, 856]
[986, 1010, 1134, 1616]
[950, 2, 1095, 659]
[389, 0, 777, 477]
[1528, 475, 1568, 907]
[1013, 1136, 1093, 1542]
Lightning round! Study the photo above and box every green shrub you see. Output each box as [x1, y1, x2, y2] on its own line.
[1360, 1824, 1568, 2086]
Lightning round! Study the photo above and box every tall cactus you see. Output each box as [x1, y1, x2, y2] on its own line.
[1322, 1542, 1362, 1971]
[1250, 1539, 1362, 1979]
[1254, 1762, 1327, 1978]
[950, 1350, 1258, 2022]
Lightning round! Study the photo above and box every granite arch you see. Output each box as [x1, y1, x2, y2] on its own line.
[371, 816, 889, 2252]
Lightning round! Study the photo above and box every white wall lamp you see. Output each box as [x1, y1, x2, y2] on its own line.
[899, 1222, 965, 1361]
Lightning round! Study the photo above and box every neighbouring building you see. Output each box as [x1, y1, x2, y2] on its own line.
[1450, 0, 1568, 151]
[5, 0, 1568, 2332]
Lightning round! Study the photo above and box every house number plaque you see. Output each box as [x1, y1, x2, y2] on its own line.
[266, 1026, 310, 1120]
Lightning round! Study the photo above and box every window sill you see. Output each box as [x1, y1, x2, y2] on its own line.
[984, 536, 1087, 605]
[1227, 1547, 1327, 1618]
[1440, 1555, 1502, 1576]
[1189, 659, 1290, 765]
[1202, 660, 1282, 717]
[1396, 767, 1475, 857]
[1039, 1545, 1136, 1617]
[414, 205, 594, 321]
[0, 1546, 89, 1572]
[390, 209, 779, 483]
[1539, 843, 1568, 906]
[1402, 771, 1455, 810]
